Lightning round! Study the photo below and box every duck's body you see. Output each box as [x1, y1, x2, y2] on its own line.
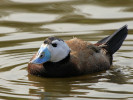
[28, 25, 128, 77]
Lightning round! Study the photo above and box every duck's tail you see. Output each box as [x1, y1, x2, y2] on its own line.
[97, 25, 128, 55]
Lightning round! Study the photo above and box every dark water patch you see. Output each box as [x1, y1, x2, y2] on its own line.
[0, 0, 75, 14]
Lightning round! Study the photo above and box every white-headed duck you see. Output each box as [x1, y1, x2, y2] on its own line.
[28, 25, 128, 77]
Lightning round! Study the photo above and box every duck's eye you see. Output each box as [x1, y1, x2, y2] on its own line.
[52, 43, 57, 47]
[40, 52, 45, 58]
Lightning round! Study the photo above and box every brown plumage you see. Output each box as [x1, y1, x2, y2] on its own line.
[28, 25, 128, 77]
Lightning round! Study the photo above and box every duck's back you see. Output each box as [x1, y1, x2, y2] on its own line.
[66, 38, 111, 74]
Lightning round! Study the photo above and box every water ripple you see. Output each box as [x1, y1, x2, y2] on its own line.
[0, 13, 59, 23]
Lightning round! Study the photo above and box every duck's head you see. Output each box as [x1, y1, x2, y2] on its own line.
[30, 37, 70, 64]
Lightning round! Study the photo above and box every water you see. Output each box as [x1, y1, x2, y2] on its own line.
[0, 0, 133, 100]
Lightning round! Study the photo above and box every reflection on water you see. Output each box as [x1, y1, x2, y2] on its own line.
[0, 0, 133, 100]
[0, 13, 59, 22]
[74, 5, 133, 19]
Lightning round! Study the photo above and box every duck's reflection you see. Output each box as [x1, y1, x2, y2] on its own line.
[28, 67, 128, 99]
[28, 73, 98, 99]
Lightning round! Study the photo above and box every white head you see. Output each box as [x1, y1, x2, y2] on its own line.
[31, 37, 70, 64]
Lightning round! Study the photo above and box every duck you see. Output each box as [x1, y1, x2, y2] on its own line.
[28, 25, 128, 77]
